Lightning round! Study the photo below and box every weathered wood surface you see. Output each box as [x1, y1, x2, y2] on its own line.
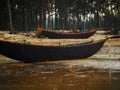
[0, 31, 120, 62]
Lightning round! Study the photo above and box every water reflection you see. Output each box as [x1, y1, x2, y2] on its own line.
[0, 60, 120, 90]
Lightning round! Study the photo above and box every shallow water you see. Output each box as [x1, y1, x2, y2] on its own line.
[0, 59, 120, 90]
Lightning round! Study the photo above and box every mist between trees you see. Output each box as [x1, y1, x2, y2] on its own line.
[0, 0, 120, 34]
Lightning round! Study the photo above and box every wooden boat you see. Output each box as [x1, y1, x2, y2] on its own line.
[38, 29, 96, 39]
[0, 38, 107, 62]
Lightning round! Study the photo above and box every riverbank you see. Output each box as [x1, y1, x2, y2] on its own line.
[0, 31, 120, 90]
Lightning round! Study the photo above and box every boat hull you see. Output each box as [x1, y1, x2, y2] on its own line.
[39, 29, 96, 39]
[0, 39, 106, 62]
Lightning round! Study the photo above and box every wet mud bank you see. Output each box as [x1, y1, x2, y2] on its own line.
[0, 61, 120, 90]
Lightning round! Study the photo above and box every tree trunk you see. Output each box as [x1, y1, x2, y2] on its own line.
[7, 0, 14, 33]
[55, 0, 58, 30]
[96, 0, 101, 28]
[48, 0, 51, 29]
[24, 8, 28, 31]
[41, 0, 44, 28]
[63, 12, 68, 30]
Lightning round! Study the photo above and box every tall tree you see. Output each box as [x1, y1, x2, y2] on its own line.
[7, 0, 14, 33]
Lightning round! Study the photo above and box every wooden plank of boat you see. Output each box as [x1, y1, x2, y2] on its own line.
[0, 32, 94, 46]
[0, 38, 107, 62]
[37, 29, 96, 39]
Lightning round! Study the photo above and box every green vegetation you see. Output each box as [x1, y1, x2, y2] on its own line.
[0, 0, 120, 34]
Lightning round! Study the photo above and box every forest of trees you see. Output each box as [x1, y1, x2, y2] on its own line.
[0, 0, 120, 34]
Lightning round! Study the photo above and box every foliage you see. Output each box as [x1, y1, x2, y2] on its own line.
[0, 0, 119, 34]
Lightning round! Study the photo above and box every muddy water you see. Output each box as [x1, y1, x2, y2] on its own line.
[0, 59, 120, 90]
[0, 38, 120, 90]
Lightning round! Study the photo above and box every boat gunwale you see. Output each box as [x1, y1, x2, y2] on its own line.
[42, 29, 96, 35]
[0, 38, 107, 48]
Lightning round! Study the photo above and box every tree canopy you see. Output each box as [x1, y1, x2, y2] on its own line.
[0, 0, 120, 33]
